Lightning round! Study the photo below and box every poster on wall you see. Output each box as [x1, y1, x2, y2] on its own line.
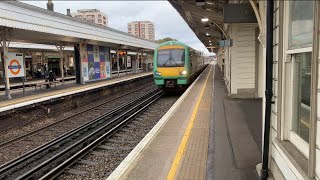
[87, 45, 95, 80]
[106, 61, 111, 78]
[82, 44, 110, 82]
[6, 53, 25, 78]
[94, 62, 100, 79]
[99, 46, 106, 79]
[81, 44, 89, 81]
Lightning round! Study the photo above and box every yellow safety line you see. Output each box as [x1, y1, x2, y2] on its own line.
[167, 65, 212, 180]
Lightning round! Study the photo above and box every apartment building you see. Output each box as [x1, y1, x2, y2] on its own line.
[128, 21, 155, 41]
[71, 9, 108, 27]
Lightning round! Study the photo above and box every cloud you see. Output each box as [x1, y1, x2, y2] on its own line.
[22, 1, 212, 55]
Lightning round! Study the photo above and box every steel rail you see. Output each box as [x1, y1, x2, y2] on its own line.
[0, 82, 154, 148]
[0, 88, 158, 179]
[33, 91, 163, 180]
[18, 90, 163, 180]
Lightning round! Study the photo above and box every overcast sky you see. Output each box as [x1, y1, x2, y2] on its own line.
[23, 1, 213, 55]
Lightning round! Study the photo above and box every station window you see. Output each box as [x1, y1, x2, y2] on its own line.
[103, 21, 106, 25]
[98, 14, 101, 18]
[135, 24, 138, 27]
[141, 24, 145, 27]
[75, 15, 82, 18]
[98, 19, 102, 23]
[283, 0, 314, 158]
[288, 1, 314, 49]
[148, 24, 153, 27]
[103, 16, 106, 20]
[135, 28, 138, 31]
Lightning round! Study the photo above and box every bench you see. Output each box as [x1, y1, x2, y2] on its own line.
[35, 81, 59, 90]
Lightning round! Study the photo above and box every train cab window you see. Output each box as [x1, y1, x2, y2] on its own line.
[157, 49, 185, 67]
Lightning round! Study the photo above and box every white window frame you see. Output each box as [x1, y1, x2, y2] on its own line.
[283, 0, 313, 158]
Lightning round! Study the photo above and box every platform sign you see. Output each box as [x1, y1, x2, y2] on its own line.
[219, 39, 233, 47]
[127, 56, 131, 68]
[6, 53, 25, 78]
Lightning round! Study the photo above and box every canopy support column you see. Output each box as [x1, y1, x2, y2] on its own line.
[0, 27, 13, 99]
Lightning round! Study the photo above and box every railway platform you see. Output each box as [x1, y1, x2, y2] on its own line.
[0, 72, 152, 113]
[108, 64, 262, 180]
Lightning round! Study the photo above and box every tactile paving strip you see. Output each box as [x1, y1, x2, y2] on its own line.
[176, 67, 213, 180]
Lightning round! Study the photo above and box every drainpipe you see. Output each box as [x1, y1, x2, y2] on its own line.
[261, 0, 274, 180]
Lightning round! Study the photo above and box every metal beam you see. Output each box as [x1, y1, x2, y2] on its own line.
[180, 3, 223, 22]
[195, 28, 222, 39]
[184, 11, 199, 35]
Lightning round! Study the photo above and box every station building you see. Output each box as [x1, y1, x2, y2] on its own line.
[171, 0, 320, 179]
[220, 1, 320, 179]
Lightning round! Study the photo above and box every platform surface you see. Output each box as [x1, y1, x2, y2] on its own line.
[0, 72, 152, 112]
[108, 64, 262, 180]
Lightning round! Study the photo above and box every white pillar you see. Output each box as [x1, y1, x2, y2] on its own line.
[59, 47, 64, 84]
[2, 37, 11, 99]
[116, 50, 120, 77]
[125, 54, 128, 75]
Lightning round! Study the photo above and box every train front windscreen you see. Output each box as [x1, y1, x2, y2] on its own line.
[157, 49, 185, 67]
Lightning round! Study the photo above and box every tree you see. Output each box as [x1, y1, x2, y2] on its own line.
[155, 37, 177, 44]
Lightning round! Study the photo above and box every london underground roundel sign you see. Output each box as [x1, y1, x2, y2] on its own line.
[8, 59, 21, 75]
[6, 53, 25, 78]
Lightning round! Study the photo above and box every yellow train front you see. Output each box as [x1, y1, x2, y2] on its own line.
[153, 41, 208, 91]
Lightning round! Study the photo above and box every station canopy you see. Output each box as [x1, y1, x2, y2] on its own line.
[169, 0, 227, 53]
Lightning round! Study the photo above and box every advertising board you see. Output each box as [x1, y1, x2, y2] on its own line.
[82, 44, 110, 82]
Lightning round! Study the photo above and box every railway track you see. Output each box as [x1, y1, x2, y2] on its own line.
[0, 83, 154, 149]
[0, 89, 163, 179]
[0, 83, 155, 165]
[59, 95, 179, 179]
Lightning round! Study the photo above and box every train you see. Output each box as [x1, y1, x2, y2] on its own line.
[153, 41, 209, 91]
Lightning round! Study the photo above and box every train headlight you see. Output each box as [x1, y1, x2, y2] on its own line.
[180, 70, 187, 75]
[154, 71, 162, 76]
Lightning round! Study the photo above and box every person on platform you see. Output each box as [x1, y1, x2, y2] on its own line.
[48, 70, 56, 82]
[40, 65, 45, 79]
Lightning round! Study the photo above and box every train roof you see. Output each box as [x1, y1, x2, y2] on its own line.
[158, 41, 188, 48]
[157, 41, 204, 55]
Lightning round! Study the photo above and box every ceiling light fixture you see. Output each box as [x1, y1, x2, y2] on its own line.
[201, 18, 209, 22]
[206, 33, 210, 36]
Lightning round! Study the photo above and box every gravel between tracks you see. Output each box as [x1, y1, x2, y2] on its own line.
[0, 80, 154, 166]
[58, 94, 179, 180]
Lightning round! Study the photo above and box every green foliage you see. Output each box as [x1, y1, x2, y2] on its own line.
[155, 37, 177, 44]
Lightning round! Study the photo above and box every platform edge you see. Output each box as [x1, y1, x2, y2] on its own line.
[106, 65, 210, 180]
